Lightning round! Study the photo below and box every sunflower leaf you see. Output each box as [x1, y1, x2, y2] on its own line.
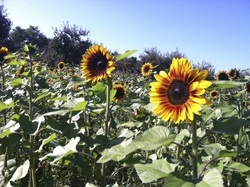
[97, 126, 175, 163]
[210, 80, 247, 89]
[66, 76, 85, 89]
[213, 117, 249, 134]
[134, 159, 178, 183]
[115, 50, 138, 62]
[196, 168, 223, 187]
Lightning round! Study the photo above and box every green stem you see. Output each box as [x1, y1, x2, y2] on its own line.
[192, 119, 198, 183]
[101, 78, 112, 186]
[1, 63, 8, 187]
[0, 64, 7, 126]
[28, 51, 36, 187]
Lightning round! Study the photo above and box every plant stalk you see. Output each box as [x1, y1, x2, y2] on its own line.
[28, 51, 36, 187]
[0, 64, 7, 126]
[101, 78, 112, 186]
[192, 119, 198, 183]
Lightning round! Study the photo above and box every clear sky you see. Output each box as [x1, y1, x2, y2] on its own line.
[3, 0, 250, 72]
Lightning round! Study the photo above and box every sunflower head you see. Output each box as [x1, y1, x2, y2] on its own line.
[58, 61, 65, 70]
[18, 65, 25, 74]
[216, 71, 229, 80]
[141, 62, 154, 76]
[0, 46, 9, 62]
[228, 68, 239, 80]
[81, 44, 115, 84]
[244, 83, 250, 93]
[113, 83, 127, 102]
[210, 90, 219, 99]
[47, 77, 53, 84]
[149, 58, 212, 124]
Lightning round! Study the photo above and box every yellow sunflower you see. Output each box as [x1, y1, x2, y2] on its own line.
[58, 61, 65, 70]
[141, 62, 153, 76]
[216, 71, 229, 80]
[149, 58, 212, 124]
[210, 90, 219, 99]
[244, 83, 250, 93]
[81, 44, 115, 84]
[228, 68, 239, 80]
[0, 46, 9, 61]
[113, 83, 127, 102]
[18, 65, 25, 74]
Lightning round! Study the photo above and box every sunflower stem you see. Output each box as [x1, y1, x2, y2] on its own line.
[27, 48, 36, 187]
[101, 78, 112, 186]
[0, 63, 7, 127]
[192, 119, 198, 183]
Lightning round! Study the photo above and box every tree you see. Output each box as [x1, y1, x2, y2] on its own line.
[43, 22, 92, 66]
[0, 5, 12, 46]
[139, 48, 186, 72]
[193, 60, 216, 80]
[10, 25, 49, 51]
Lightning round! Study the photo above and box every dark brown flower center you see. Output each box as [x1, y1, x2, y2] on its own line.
[211, 91, 218, 97]
[229, 71, 236, 77]
[218, 72, 229, 80]
[168, 80, 189, 105]
[115, 87, 125, 100]
[59, 63, 64, 69]
[92, 54, 108, 73]
[144, 66, 150, 72]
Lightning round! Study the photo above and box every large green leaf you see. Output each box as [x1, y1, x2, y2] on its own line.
[66, 76, 85, 89]
[19, 115, 44, 135]
[40, 137, 80, 164]
[169, 129, 190, 150]
[164, 174, 194, 187]
[134, 159, 178, 183]
[43, 110, 69, 116]
[38, 133, 57, 152]
[202, 143, 226, 157]
[0, 99, 14, 111]
[132, 126, 175, 151]
[10, 78, 23, 87]
[70, 101, 88, 111]
[97, 126, 175, 163]
[115, 50, 138, 62]
[210, 80, 247, 89]
[213, 117, 249, 134]
[227, 161, 250, 172]
[7, 160, 30, 187]
[196, 168, 223, 187]
[92, 82, 106, 101]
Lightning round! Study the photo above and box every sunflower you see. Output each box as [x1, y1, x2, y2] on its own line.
[18, 65, 25, 74]
[113, 83, 127, 102]
[81, 44, 115, 84]
[244, 83, 250, 93]
[210, 90, 219, 99]
[47, 77, 53, 84]
[0, 46, 9, 62]
[141, 62, 153, 76]
[58, 61, 65, 70]
[149, 58, 212, 124]
[216, 71, 229, 80]
[228, 68, 239, 80]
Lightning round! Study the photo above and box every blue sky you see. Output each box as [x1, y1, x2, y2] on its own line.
[4, 0, 250, 72]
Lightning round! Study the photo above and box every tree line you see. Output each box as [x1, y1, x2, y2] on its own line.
[0, 5, 217, 78]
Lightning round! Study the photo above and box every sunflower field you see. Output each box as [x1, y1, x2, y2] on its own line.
[0, 43, 250, 187]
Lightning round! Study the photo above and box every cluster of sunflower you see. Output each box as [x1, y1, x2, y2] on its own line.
[80, 44, 212, 124]
[1, 46, 27, 77]
[80, 44, 127, 103]
[47, 61, 83, 91]
[216, 68, 240, 80]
